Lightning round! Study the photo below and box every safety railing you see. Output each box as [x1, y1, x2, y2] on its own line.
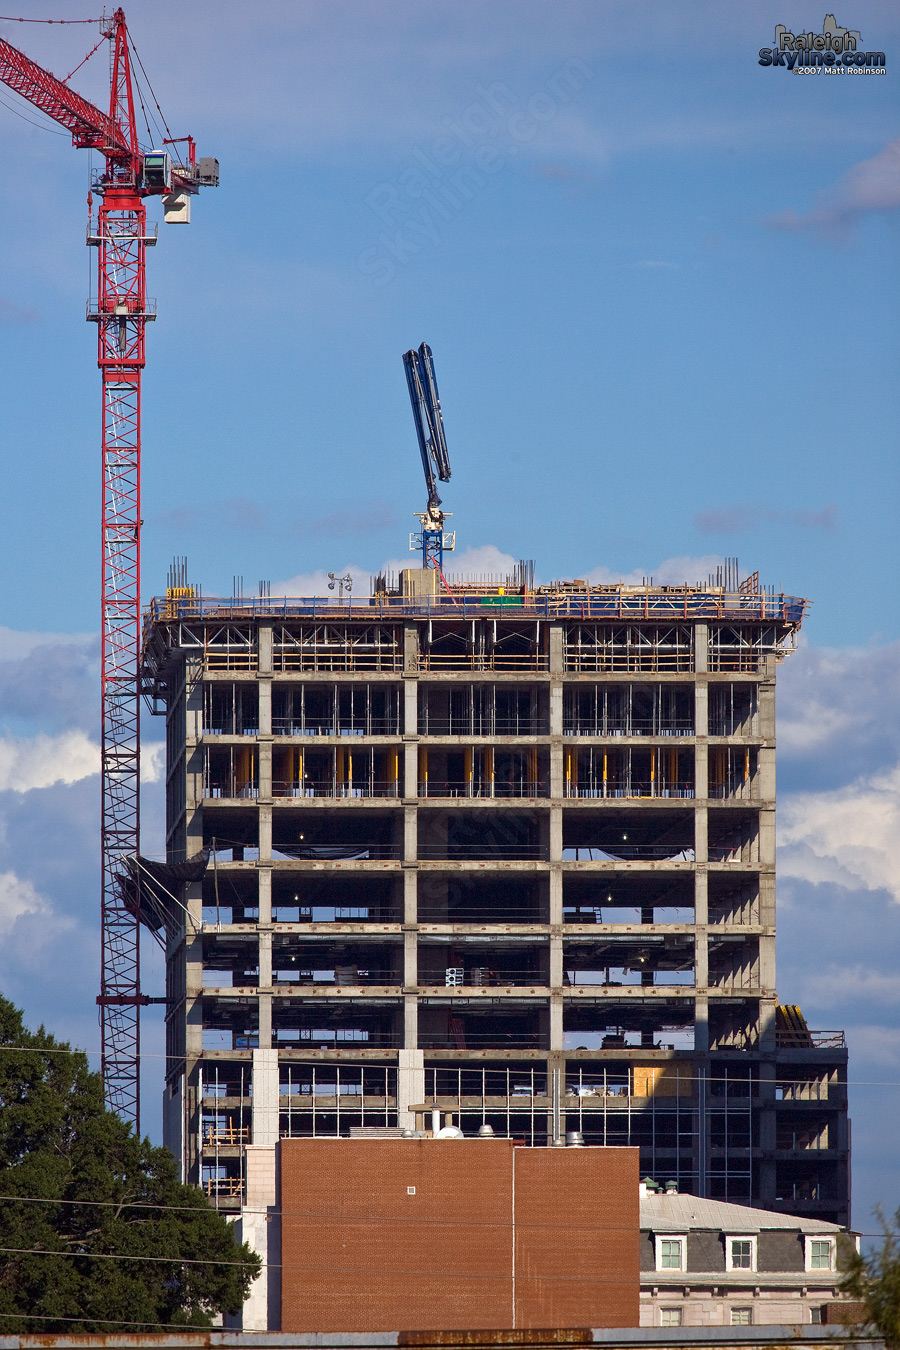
[776, 1029, 845, 1049]
[564, 781, 695, 799]
[146, 590, 808, 625]
[202, 775, 259, 800]
[416, 844, 548, 860]
[201, 1124, 250, 1146]
[419, 718, 546, 736]
[204, 1177, 244, 1199]
[418, 780, 546, 799]
[271, 780, 400, 799]
[430, 968, 547, 988]
[272, 718, 400, 736]
[563, 719, 694, 737]
[419, 1032, 546, 1049]
[562, 845, 695, 861]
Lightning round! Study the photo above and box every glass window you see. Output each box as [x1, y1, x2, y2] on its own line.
[731, 1308, 752, 1326]
[661, 1308, 683, 1327]
[731, 1238, 753, 1269]
[810, 1240, 833, 1270]
[660, 1238, 683, 1269]
[810, 1307, 825, 1324]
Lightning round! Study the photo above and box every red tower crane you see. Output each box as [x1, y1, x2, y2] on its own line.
[0, 11, 217, 1130]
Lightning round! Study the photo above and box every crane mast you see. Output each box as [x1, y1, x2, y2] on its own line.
[403, 342, 455, 570]
[0, 10, 216, 1130]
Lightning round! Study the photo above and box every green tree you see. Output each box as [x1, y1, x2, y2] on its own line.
[840, 1207, 900, 1347]
[0, 994, 260, 1331]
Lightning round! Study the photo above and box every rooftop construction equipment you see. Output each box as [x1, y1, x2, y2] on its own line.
[403, 342, 455, 571]
[0, 10, 217, 1129]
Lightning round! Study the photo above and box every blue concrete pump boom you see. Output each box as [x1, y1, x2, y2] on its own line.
[403, 342, 455, 570]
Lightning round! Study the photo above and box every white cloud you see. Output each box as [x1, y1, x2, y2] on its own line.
[141, 743, 166, 784]
[777, 699, 861, 754]
[0, 625, 93, 663]
[585, 554, 724, 587]
[779, 764, 900, 902]
[0, 731, 99, 793]
[0, 869, 50, 929]
[769, 138, 900, 237]
[271, 543, 519, 596]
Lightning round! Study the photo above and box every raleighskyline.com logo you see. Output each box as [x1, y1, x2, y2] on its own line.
[759, 13, 885, 72]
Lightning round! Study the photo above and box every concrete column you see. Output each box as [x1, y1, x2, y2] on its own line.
[404, 677, 419, 734]
[257, 866, 272, 924]
[403, 805, 418, 862]
[403, 869, 418, 925]
[549, 681, 563, 735]
[403, 928, 418, 987]
[403, 742, 419, 799]
[694, 805, 708, 865]
[758, 745, 775, 803]
[549, 805, 562, 863]
[252, 1047, 279, 1145]
[549, 933, 563, 988]
[694, 622, 708, 674]
[258, 678, 272, 735]
[403, 625, 419, 673]
[758, 677, 775, 739]
[257, 993, 272, 1050]
[548, 624, 564, 676]
[549, 869, 563, 926]
[759, 807, 776, 867]
[258, 929, 272, 986]
[258, 624, 273, 674]
[549, 995, 564, 1051]
[403, 995, 418, 1052]
[258, 805, 272, 863]
[257, 741, 272, 798]
[397, 1048, 425, 1130]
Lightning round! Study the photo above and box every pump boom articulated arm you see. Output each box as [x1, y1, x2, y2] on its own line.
[403, 342, 451, 516]
[403, 343, 455, 570]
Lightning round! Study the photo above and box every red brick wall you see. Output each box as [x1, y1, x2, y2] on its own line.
[280, 1140, 638, 1333]
[513, 1148, 639, 1328]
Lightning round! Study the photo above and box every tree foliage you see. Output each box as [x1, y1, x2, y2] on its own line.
[841, 1207, 900, 1347]
[0, 994, 260, 1331]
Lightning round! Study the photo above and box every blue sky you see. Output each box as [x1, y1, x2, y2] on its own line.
[0, 0, 897, 1232]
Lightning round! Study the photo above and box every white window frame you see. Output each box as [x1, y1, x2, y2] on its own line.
[725, 1233, 757, 1272]
[805, 1235, 836, 1272]
[660, 1307, 684, 1327]
[655, 1233, 687, 1272]
[731, 1307, 753, 1326]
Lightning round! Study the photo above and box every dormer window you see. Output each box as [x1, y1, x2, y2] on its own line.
[726, 1235, 757, 1271]
[655, 1234, 686, 1271]
[806, 1236, 836, 1272]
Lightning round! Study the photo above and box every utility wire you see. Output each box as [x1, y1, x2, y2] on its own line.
[0, 1195, 886, 1239]
[0, 14, 100, 21]
[0, 87, 67, 132]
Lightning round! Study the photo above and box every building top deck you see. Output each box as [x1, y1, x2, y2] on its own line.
[144, 580, 808, 631]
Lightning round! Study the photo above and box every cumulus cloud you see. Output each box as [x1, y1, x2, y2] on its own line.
[0, 868, 51, 930]
[767, 138, 900, 238]
[694, 503, 837, 535]
[0, 731, 100, 793]
[779, 764, 900, 902]
[271, 542, 520, 596]
[777, 641, 900, 783]
[141, 742, 166, 784]
[585, 554, 724, 587]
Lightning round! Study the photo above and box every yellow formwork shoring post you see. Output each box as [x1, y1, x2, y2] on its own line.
[418, 746, 427, 791]
[485, 746, 494, 797]
[464, 747, 472, 795]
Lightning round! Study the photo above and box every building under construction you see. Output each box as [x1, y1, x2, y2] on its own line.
[140, 565, 850, 1241]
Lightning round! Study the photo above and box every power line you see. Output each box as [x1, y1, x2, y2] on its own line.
[0, 87, 67, 132]
[0, 1195, 886, 1238]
